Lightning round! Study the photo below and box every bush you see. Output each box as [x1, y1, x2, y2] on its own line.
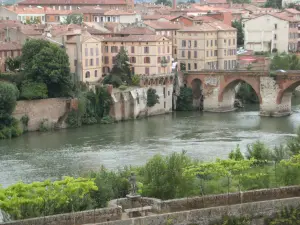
[246, 141, 273, 161]
[0, 118, 22, 139]
[100, 116, 114, 124]
[39, 119, 51, 132]
[176, 87, 193, 111]
[0, 82, 19, 119]
[131, 75, 140, 86]
[20, 81, 48, 100]
[66, 109, 82, 128]
[228, 145, 244, 161]
[147, 88, 159, 107]
[20, 115, 29, 132]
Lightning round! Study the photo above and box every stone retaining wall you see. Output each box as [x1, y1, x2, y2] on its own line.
[2, 207, 122, 225]
[94, 197, 300, 225]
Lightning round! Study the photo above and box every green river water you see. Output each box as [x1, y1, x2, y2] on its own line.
[1, 99, 300, 187]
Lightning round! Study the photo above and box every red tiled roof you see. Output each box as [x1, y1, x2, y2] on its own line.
[116, 27, 155, 35]
[71, 6, 107, 14]
[142, 15, 176, 21]
[104, 9, 136, 15]
[0, 42, 22, 51]
[144, 21, 183, 30]
[269, 12, 299, 22]
[103, 34, 169, 42]
[19, 0, 127, 5]
[285, 8, 300, 14]
[5, 6, 45, 14]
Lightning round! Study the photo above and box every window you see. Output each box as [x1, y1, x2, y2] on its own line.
[182, 40, 186, 47]
[181, 51, 185, 57]
[274, 34, 277, 40]
[211, 50, 213, 56]
[130, 57, 136, 63]
[95, 70, 98, 77]
[104, 56, 109, 64]
[107, 17, 111, 22]
[233, 39, 235, 45]
[90, 59, 93, 66]
[194, 63, 197, 70]
[144, 57, 150, 63]
[188, 40, 191, 48]
[214, 50, 218, 56]
[85, 71, 90, 78]
[104, 46, 108, 53]
[111, 46, 118, 53]
[96, 58, 99, 66]
[224, 50, 226, 56]
[167, 46, 170, 53]
[157, 57, 161, 63]
[188, 63, 191, 70]
[145, 67, 149, 75]
[215, 40, 217, 46]
[206, 51, 208, 57]
[131, 46, 135, 53]
[194, 40, 197, 47]
[85, 48, 88, 56]
[144, 47, 149, 53]
[207, 40, 209, 47]
[90, 48, 93, 56]
[275, 23, 277, 29]
[85, 59, 88, 66]
[96, 48, 99, 56]
[224, 39, 226, 44]
[194, 51, 197, 58]
[229, 40, 231, 46]
[211, 40, 213, 46]
[74, 59, 77, 66]
[188, 51, 191, 59]
[224, 61, 227, 70]
[112, 57, 116, 64]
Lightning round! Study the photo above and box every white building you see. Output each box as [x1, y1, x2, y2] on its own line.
[0, 6, 46, 24]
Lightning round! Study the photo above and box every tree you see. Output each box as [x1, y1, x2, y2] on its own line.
[246, 141, 273, 161]
[155, 0, 172, 6]
[229, 145, 244, 161]
[147, 88, 159, 107]
[21, 39, 73, 97]
[270, 53, 300, 70]
[25, 17, 41, 24]
[5, 56, 22, 72]
[103, 47, 132, 87]
[20, 80, 48, 100]
[176, 87, 193, 111]
[63, 14, 83, 25]
[0, 82, 19, 119]
[232, 20, 244, 46]
[264, 0, 282, 9]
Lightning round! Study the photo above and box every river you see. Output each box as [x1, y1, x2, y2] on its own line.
[1, 99, 300, 187]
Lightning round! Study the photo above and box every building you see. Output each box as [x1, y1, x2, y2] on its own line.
[64, 29, 103, 83]
[144, 21, 182, 60]
[45, 9, 72, 24]
[177, 22, 237, 71]
[0, 6, 46, 24]
[102, 35, 172, 75]
[243, 13, 299, 53]
[0, 42, 22, 72]
[18, 0, 134, 11]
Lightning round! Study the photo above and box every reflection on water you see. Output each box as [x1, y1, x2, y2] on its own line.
[1, 98, 300, 187]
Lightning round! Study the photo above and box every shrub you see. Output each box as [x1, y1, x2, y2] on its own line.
[176, 87, 193, 111]
[246, 141, 273, 161]
[20, 115, 29, 132]
[228, 145, 244, 161]
[20, 81, 48, 100]
[66, 109, 82, 128]
[100, 116, 114, 124]
[39, 119, 51, 132]
[0, 82, 19, 119]
[147, 88, 159, 107]
[0, 118, 22, 139]
[131, 75, 140, 86]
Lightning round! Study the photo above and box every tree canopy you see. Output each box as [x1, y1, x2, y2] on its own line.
[270, 53, 300, 70]
[21, 39, 73, 97]
[264, 0, 282, 8]
[155, 0, 172, 6]
[63, 14, 83, 25]
[232, 20, 244, 46]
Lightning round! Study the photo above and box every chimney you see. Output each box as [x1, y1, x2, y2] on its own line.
[173, 0, 176, 9]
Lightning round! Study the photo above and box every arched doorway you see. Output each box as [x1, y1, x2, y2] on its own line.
[191, 78, 204, 111]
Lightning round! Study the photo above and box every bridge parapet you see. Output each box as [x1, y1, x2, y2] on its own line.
[186, 70, 269, 76]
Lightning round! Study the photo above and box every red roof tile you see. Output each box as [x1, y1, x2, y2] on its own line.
[103, 34, 169, 42]
[144, 21, 183, 30]
[116, 27, 155, 35]
[19, 0, 128, 5]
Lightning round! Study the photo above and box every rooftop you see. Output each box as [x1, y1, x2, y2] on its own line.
[116, 27, 155, 35]
[103, 34, 169, 42]
[19, 0, 128, 5]
[144, 21, 183, 30]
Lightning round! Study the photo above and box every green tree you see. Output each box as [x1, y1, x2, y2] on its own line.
[21, 39, 73, 97]
[5, 56, 22, 72]
[0, 82, 19, 119]
[264, 0, 282, 9]
[270, 53, 300, 70]
[155, 0, 172, 6]
[147, 88, 159, 107]
[176, 87, 193, 111]
[229, 145, 244, 161]
[20, 81, 48, 100]
[246, 141, 273, 161]
[232, 20, 244, 46]
[63, 14, 83, 25]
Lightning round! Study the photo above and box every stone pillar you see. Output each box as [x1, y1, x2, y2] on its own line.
[259, 77, 292, 117]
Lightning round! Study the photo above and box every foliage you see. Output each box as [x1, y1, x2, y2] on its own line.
[139, 151, 195, 199]
[21, 39, 73, 97]
[212, 216, 251, 225]
[131, 75, 140, 86]
[286, 127, 300, 155]
[0, 73, 24, 90]
[39, 119, 51, 132]
[236, 82, 259, 104]
[5, 56, 22, 72]
[265, 206, 300, 225]
[277, 154, 300, 186]
[63, 14, 83, 25]
[20, 81, 48, 100]
[246, 141, 273, 161]
[20, 115, 29, 132]
[270, 53, 300, 70]
[66, 109, 82, 128]
[25, 17, 41, 24]
[176, 87, 193, 111]
[231, 20, 244, 46]
[0, 177, 97, 219]
[119, 85, 127, 91]
[100, 116, 114, 124]
[0, 117, 22, 139]
[246, 64, 252, 71]
[0, 82, 19, 119]
[264, 0, 282, 9]
[155, 0, 172, 6]
[103, 48, 132, 87]
[147, 88, 159, 107]
[229, 145, 244, 161]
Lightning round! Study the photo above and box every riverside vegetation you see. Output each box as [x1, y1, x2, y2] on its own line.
[2, 129, 300, 223]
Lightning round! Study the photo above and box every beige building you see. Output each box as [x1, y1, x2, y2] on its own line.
[102, 35, 172, 75]
[177, 22, 237, 71]
[244, 13, 299, 53]
[65, 30, 103, 83]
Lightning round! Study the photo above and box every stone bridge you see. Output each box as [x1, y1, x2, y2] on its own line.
[184, 70, 300, 117]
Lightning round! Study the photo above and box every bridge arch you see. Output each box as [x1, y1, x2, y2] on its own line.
[276, 80, 300, 104]
[218, 77, 262, 104]
[191, 78, 204, 110]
